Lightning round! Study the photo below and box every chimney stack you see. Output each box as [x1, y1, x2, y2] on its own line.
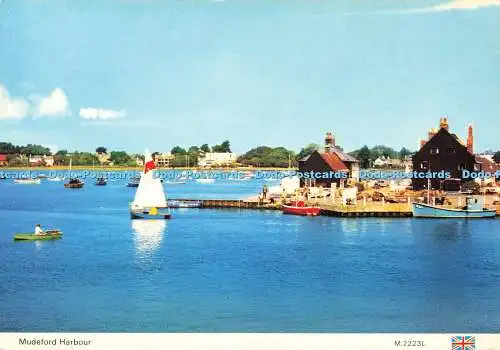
[466, 124, 473, 154]
[325, 132, 335, 153]
[439, 117, 449, 131]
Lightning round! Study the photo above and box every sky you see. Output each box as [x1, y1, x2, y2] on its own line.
[0, 0, 499, 154]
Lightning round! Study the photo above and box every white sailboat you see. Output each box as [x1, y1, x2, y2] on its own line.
[130, 149, 171, 219]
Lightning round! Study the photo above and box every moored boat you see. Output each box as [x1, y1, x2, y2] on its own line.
[64, 178, 84, 188]
[129, 149, 171, 220]
[95, 177, 107, 186]
[412, 196, 496, 218]
[14, 178, 41, 185]
[64, 158, 84, 188]
[282, 200, 321, 216]
[47, 176, 63, 182]
[13, 230, 63, 241]
[168, 200, 202, 208]
[127, 176, 141, 187]
[196, 178, 215, 184]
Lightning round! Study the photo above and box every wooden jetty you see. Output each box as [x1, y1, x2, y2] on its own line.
[168, 199, 499, 217]
[168, 199, 280, 210]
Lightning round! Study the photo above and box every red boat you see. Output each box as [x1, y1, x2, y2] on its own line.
[281, 200, 321, 216]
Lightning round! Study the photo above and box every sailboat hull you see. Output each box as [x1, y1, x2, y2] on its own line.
[130, 207, 171, 220]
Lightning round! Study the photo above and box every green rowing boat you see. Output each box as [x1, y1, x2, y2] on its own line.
[13, 230, 63, 241]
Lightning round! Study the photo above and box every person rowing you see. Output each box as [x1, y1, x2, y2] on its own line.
[34, 224, 46, 236]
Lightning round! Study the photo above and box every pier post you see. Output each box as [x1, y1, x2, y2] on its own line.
[382, 197, 385, 206]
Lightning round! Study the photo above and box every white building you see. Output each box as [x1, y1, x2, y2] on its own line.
[29, 155, 54, 167]
[198, 152, 237, 167]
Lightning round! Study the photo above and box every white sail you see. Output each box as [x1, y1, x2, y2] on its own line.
[131, 148, 167, 208]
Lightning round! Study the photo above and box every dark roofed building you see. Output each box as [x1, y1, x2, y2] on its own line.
[298, 132, 359, 187]
[412, 119, 479, 191]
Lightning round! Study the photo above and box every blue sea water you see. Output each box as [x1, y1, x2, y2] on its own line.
[0, 173, 499, 332]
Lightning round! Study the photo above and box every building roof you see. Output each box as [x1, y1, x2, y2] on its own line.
[331, 147, 358, 163]
[0, 154, 7, 161]
[319, 152, 349, 171]
[476, 155, 499, 172]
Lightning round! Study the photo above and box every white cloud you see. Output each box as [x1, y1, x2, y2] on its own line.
[35, 88, 70, 117]
[401, 0, 500, 13]
[0, 84, 30, 120]
[79, 107, 125, 120]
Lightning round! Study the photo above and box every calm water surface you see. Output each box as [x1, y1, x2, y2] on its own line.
[0, 174, 499, 332]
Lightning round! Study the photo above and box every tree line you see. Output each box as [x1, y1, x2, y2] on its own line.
[9, 141, 497, 169]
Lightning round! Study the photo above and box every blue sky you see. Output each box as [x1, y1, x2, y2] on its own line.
[0, 0, 499, 154]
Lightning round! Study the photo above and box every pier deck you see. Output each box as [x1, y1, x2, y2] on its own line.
[168, 198, 280, 210]
[168, 199, 499, 217]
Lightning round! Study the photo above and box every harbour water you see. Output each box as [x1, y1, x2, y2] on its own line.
[0, 173, 499, 332]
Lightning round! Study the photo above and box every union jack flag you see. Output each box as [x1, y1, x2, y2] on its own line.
[451, 336, 475, 350]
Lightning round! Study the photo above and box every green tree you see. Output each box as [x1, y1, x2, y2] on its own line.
[296, 143, 320, 161]
[357, 145, 371, 169]
[200, 144, 211, 153]
[399, 147, 412, 160]
[238, 146, 295, 167]
[171, 146, 187, 155]
[96, 147, 107, 154]
[212, 140, 231, 153]
[54, 150, 69, 166]
[371, 145, 397, 159]
[110, 151, 131, 165]
[0, 142, 19, 154]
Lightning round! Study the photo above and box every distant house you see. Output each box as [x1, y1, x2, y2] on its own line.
[373, 156, 402, 168]
[28, 155, 44, 166]
[136, 157, 144, 167]
[298, 132, 359, 187]
[0, 154, 8, 166]
[198, 152, 237, 168]
[96, 152, 112, 165]
[412, 118, 479, 191]
[43, 156, 54, 167]
[154, 153, 174, 168]
[475, 155, 500, 187]
[28, 155, 54, 167]
[373, 156, 387, 167]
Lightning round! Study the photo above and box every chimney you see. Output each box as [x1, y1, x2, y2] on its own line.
[324, 132, 334, 153]
[439, 117, 449, 131]
[420, 139, 427, 149]
[428, 128, 437, 140]
[466, 124, 473, 154]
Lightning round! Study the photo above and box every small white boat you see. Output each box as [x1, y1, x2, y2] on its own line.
[196, 178, 215, 184]
[47, 176, 63, 182]
[14, 178, 41, 185]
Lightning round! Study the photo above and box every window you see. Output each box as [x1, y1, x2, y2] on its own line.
[446, 148, 456, 155]
[457, 163, 465, 171]
[430, 147, 439, 155]
[420, 161, 429, 170]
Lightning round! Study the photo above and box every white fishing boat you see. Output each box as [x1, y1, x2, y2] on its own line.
[47, 176, 63, 182]
[129, 149, 171, 220]
[14, 178, 41, 185]
[196, 178, 215, 184]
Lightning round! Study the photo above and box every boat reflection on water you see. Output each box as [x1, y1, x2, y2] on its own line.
[131, 220, 167, 256]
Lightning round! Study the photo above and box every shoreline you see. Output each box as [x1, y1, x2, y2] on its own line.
[0, 166, 298, 171]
